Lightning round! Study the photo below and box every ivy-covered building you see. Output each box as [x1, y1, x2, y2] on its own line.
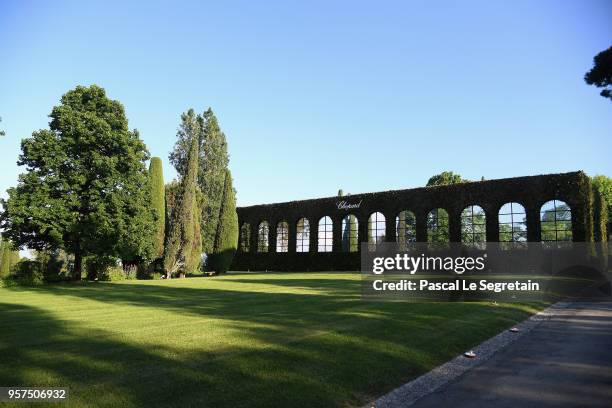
[232, 171, 607, 271]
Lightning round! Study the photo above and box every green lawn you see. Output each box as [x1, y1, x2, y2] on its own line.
[0, 272, 543, 407]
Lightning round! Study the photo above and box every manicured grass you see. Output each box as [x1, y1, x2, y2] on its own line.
[0, 272, 543, 407]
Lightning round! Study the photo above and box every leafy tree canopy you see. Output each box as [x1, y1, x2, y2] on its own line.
[164, 109, 202, 277]
[169, 108, 229, 254]
[0, 85, 155, 279]
[585, 46, 612, 101]
[426, 171, 469, 187]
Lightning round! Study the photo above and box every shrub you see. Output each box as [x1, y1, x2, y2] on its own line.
[10, 260, 44, 285]
[99, 266, 126, 282]
[85, 256, 119, 281]
[124, 265, 138, 280]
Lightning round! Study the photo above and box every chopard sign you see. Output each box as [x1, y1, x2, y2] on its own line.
[337, 200, 362, 210]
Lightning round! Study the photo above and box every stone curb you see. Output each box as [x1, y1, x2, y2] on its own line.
[364, 301, 572, 408]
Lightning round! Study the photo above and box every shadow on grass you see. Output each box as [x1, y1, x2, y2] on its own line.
[0, 277, 540, 408]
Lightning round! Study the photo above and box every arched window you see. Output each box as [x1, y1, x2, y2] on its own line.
[540, 200, 572, 241]
[427, 208, 449, 243]
[341, 215, 359, 252]
[396, 210, 416, 249]
[461, 205, 486, 243]
[499, 202, 527, 242]
[318, 216, 333, 252]
[257, 221, 269, 252]
[368, 212, 386, 251]
[296, 218, 310, 252]
[239, 223, 251, 252]
[276, 221, 288, 252]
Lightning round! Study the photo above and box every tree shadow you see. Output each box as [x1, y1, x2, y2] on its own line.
[1, 278, 537, 407]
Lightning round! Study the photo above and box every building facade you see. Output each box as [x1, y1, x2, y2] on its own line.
[232, 171, 602, 271]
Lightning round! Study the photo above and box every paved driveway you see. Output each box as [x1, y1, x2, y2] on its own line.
[410, 300, 612, 408]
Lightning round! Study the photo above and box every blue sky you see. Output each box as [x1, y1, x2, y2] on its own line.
[1, 0, 610, 206]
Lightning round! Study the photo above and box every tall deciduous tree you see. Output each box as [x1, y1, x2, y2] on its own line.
[169, 108, 229, 254]
[0, 85, 155, 280]
[209, 169, 238, 273]
[164, 109, 202, 277]
[585, 46, 612, 101]
[149, 157, 165, 260]
[426, 171, 468, 187]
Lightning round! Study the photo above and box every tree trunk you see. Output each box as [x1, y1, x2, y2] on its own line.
[73, 250, 83, 281]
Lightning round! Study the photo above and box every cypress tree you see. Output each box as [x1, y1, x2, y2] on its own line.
[0, 237, 4, 272]
[10, 251, 20, 270]
[199, 108, 229, 254]
[169, 108, 229, 254]
[0, 239, 19, 278]
[209, 169, 238, 273]
[149, 157, 165, 260]
[0, 240, 9, 278]
[164, 110, 202, 277]
[187, 193, 203, 274]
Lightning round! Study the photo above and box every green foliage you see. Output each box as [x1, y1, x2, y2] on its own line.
[99, 266, 128, 282]
[0, 85, 155, 280]
[85, 255, 118, 281]
[31, 249, 72, 282]
[149, 157, 166, 259]
[427, 208, 450, 243]
[0, 116, 5, 137]
[9, 260, 44, 285]
[164, 180, 180, 236]
[0, 238, 20, 279]
[208, 170, 239, 273]
[592, 183, 608, 242]
[460, 206, 486, 243]
[584, 46, 612, 101]
[0, 240, 9, 278]
[169, 108, 230, 254]
[591, 175, 612, 224]
[186, 193, 203, 274]
[426, 171, 468, 187]
[164, 110, 202, 277]
[540, 202, 572, 242]
[199, 109, 230, 254]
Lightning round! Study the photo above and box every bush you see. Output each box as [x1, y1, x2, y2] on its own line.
[9, 260, 44, 285]
[36, 250, 71, 282]
[99, 266, 126, 282]
[85, 256, 119, 281]
[124, 265, 138, 280]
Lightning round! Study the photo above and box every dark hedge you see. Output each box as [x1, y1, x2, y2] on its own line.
[232, 171, 598, 271]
